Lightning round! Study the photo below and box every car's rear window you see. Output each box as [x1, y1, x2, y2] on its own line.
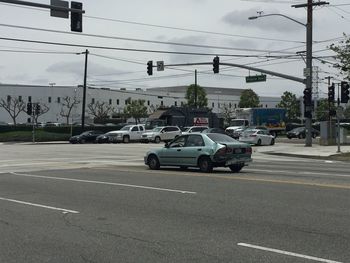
[207, 133, 237, 143]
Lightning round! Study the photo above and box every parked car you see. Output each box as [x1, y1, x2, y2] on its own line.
[69, 130, 104, 144]
[225, 127, 247, 139]
[144, 133, 252, 173]
[95, 131, 120, 143]
[181, 126, 209, 134]
[201, 128, 227, 134]
[286, 127, 319, 139]
[239, 128, 275, 146]
[108, 124, 145, 143]
[141, 126, 182, 143]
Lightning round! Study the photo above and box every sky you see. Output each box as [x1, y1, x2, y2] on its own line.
[0, 0, 348, 97]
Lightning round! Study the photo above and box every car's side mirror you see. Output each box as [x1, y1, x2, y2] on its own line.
[164, 142, 169, 148]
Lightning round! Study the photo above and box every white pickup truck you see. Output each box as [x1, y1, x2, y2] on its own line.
[109, 124, 145, 143]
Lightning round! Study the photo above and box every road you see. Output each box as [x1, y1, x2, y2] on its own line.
[0, 142, 349, 262]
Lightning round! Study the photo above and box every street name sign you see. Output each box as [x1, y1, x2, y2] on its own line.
[245, 75, 267, 83]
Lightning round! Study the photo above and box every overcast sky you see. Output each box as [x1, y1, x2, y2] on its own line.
[0, 0, 348, 97]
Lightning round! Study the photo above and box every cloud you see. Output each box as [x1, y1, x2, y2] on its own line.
[222, 9, 304, 33]
[46, 61, 122, 77]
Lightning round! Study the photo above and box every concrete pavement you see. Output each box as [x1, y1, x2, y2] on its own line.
[255, 142, 350, 158]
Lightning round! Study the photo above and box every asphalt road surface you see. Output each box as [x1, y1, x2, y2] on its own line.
[0, 143, 349, 263]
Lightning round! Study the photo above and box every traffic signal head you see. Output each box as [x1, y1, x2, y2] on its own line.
[26, 102, 32, 115]
[147, 60, 153, 76]
[35, 104, 41, 115]
[213, 56, 219, 74]
[328, 84, 335, 103]
[341, 81, 349, 103]
[303, 88, 312, 106]
[71, 1, 83, 32]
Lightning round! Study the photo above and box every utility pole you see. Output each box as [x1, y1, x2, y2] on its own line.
[194, 69, 198, 108]
[325, 76, 334, 143]
[336, 83, 341, 153]
[293, 0, 329, 147]
[81, 49, 88, 130]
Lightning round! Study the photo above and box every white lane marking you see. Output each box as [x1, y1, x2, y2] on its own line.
[237, 243, 343, 263]
[10, 172, 196, 194]
[0, 197, 79, 214]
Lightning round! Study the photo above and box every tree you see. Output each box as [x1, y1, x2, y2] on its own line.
[220, 103, 235, 127]
[0, 96, 25, 126]
[185, 84, 208, 108]
[33, 103, 49, 125]
[238, 89, 260, 108]
[330, 34, 350, 80]
[123, 98, 148, 124]
[87, 101, 114, 121]
[277, 91, 301, 121]
[60, 96, 80, 125]
[315, 99, 336, 121]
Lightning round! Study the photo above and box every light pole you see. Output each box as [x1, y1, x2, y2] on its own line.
[249, 12, 313, 146]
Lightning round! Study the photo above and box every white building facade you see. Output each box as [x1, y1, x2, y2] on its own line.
[0, 84, 281, 124]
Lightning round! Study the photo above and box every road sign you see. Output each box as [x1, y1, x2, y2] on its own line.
[50, 0, 69, 18]
[303, 67, 311, 77]
[245, 75, 266, 83]
[157, 61, 164, 71]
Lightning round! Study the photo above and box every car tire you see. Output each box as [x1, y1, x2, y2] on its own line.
[123, 135, 130, 143]
[270, 138, 275, 145]
[154, 136, 161, 143]
[148, 155, 160, 170]
[257, 139, 262, 146]
[80, 138, 86, 144]
[298, 134, 303, 139]
[229, 164, 243, 173]
[198, 156, 213, 173]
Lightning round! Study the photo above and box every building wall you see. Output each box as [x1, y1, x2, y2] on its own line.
[0, 84, 280, 124]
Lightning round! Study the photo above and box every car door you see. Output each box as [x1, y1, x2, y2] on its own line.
[181, 134, 206, 166]
[158, 136, 188, 165]
[129, 126, 139, 140]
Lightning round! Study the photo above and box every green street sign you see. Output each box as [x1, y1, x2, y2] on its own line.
[245, 75, 267, 83]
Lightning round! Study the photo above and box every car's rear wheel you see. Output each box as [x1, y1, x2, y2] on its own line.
[257, 139, 262, 146]
[148, 155, 160, 170]
[229, 164, 244, 173]
[198, 156, 213, 173]
[154, 136, 161, 143]
[123, 135, 130, 143]
[270, 138, 275, 145]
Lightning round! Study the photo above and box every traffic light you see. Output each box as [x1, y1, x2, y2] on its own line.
[328, 84, 335, 103]
[213, 56, 219, 74]
[147, 60, 153, 76]
[26, 102, 32, 115]
[303, 88, 312, 106]
[340, 81, 350, 103]
[35, 104, 41, 115]
[71, 1, 83, 32]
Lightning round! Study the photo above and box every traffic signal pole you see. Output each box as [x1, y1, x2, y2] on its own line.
[81, 49, 88, 131]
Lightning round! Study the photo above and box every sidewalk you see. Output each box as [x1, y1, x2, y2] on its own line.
[256, 142, 350, 159]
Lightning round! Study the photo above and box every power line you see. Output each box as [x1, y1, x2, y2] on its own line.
[0, 23, 300, 54]
[0, 49, 77, 54]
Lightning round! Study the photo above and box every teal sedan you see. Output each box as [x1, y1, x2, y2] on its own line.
[144, 133, 252, 173]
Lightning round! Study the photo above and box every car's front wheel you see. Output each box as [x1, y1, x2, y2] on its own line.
[123, 135, 130, 143]
[256, 139, 262, 146]
[154, 136, 161, 143]
[148, 155, 160, 170]
[198, 156, 213, 173]
[270, 138, 275, 145]
[229, 164, 244, 173]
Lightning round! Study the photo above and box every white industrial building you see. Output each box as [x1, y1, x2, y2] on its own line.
[0, 84, 281, 124]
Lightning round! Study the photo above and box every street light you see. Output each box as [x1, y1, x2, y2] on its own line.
[248, 12, 313, 147]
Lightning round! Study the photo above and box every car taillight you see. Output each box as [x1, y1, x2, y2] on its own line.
[216, 147, 227, 155]
[246, 147, 252, 154]
[250, 134, 257, 137]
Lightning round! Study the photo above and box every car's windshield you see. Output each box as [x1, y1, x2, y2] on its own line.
[207, 133, 237, 143]
[152, 127, 162, 132]
[81, 131, 91, 136]
[120, 125, 132, 131]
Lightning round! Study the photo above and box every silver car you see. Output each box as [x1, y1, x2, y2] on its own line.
[141, 126, 182, 143]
